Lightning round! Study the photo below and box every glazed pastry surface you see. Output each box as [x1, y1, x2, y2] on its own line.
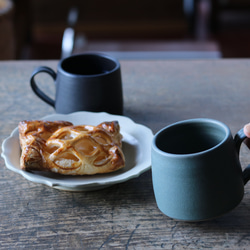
[19, 120, 125, 175]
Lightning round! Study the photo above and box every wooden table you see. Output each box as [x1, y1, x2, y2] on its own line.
[1, 59, 250, 249]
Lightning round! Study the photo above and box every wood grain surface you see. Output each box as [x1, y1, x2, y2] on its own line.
[1, 60, 250, 249]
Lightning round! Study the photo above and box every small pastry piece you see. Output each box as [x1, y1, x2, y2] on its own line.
[19, 120, 73, 171]
[19, 120, 125, 175]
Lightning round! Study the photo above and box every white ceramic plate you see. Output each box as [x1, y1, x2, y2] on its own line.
[1, 111, 153, 191]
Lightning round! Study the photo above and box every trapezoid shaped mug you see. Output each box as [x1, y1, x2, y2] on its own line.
[30, 53, 123, 115]
[151, 118, 250, 221]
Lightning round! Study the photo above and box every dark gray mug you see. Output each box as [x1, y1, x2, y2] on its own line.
[151, 118, 250, 221]
[30, 53, 123, 114]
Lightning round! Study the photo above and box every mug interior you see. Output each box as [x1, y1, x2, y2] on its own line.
[155, 120, 228, 155]
[61, 54, 118, 75]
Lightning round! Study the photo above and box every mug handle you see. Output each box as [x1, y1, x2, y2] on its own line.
[234, 128, 250, 184]
[30, 66, 57, 107]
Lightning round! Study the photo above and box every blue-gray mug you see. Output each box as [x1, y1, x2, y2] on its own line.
[30, 53, 123, 114]
[151, 118, 250, 221]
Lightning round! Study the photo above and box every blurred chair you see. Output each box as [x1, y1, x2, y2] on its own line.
[17, 1, 222, 59]
[61, 4, 221, 60]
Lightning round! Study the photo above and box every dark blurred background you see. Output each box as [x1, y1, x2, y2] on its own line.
[1, 0, 250, 60]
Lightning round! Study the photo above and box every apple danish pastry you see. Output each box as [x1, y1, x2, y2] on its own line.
[19, 120, 125, 175]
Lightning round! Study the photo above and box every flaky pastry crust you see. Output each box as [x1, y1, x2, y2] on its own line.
[19, 120, 125, 175]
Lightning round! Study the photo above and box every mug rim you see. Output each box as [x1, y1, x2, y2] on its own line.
[58, 52, 120, 77]
[152, 118, 231, 157]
